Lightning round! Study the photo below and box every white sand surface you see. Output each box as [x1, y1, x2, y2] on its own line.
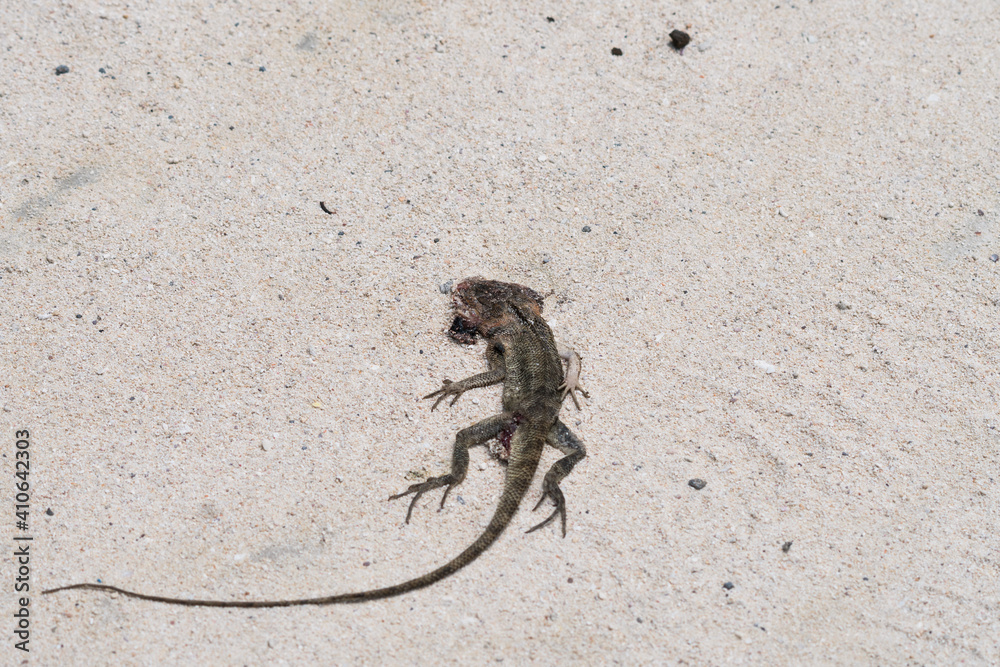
[3, 0, 999, 664]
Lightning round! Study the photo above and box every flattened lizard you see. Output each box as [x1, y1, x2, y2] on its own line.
[44, 277, 588, 607]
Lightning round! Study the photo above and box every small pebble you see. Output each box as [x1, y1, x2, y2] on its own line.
[440, 280, 454, 294]
[753, 360, 777, 374]
[835, 301, 852, 310]
[669, 30, 691, 50]
[977, 209, 985, 216]
[46, 508, 54, 516]
[782, 541, 793, 552]
[259, 66, 266, 72]
[538, 154, 548, 162]
[722, 581, 734, 590]
[688, 478, 707, 490]
[805, 34, 818, 44]
[990, 254, 999, 263]
[582, 225, 591, 232]
[54, 65, 70, 75]
[611, 47, 623, 56]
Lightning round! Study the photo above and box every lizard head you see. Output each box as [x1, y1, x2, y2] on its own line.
[447, 277, 545, 344]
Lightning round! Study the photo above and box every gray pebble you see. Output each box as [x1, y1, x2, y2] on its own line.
[688, 478, 707, 490]
[54, 65, 70, 75]
[440, 280, 454, 294]
[990, 254, 999, 263]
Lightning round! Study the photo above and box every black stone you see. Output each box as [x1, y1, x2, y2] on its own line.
[670, 30, 691, 50]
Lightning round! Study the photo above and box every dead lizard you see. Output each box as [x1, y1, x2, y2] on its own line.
[44, 277, 588, 607]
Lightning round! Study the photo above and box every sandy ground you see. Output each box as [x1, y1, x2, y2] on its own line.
[2, 0, 999, 664]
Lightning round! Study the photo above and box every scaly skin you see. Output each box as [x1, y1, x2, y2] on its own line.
[43, 278, 587, 607]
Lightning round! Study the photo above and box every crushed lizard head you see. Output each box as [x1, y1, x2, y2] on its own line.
[447, 277, 546, 344]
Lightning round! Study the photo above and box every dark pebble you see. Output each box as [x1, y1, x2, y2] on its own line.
[722, 581, 734, 590]
[688, 478, 707, 490]
[611, 47, 623, 56]
[582, 225, 592, 232]
[76, 314, 83, 319]
[46, 508, 54, 516]
[99, 67, 106, 74]
[782, 541, 793, 552]
[547, 17, 555, 23]
[259, 66, 266, 72]
[991, 254, 999, 263]
[670, 30, 691, 50]
[978, 209, 985, 216]
[54, 65, 70, 75]
[835, 301, 851, 310]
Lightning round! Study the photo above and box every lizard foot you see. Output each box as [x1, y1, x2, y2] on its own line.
[525, 479, 567, 537]
[423, 380, 465, 411]
[559, 380, 590, 411]
[388, 474, 459, 524]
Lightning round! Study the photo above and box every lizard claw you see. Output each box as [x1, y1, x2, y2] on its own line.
[423, 379, 465, 411]
[558, 381, 590, 411]
[388, 474, 457, 523]
[526, 482, 567, 537]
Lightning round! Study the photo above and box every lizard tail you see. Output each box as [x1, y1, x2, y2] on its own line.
[43, 457, 539, 608]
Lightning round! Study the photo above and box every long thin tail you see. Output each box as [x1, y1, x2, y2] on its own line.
[43, 470, 534, 608]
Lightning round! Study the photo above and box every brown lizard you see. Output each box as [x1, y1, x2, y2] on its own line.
[44, 277, 588, 607]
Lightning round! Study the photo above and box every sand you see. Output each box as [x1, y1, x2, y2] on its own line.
[3, 0, 998, 664]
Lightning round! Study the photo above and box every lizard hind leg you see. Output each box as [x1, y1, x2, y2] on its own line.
[389, 412, 513, 523]
[526, 420, 587, 537]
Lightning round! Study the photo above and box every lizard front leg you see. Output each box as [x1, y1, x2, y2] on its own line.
[557, 343, 590, 410]
[423, 368, 505, 411]
[526, 420, 587, 536]
[390, 412, 513, 522]
[424, 342, 506, 411]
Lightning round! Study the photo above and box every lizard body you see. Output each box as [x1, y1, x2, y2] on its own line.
[44, 277, 587, 607]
